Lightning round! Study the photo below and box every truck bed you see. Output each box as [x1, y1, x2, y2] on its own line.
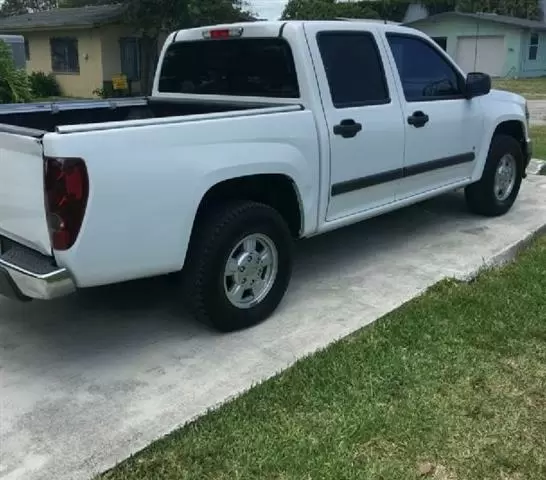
[0, 97, 265, 132]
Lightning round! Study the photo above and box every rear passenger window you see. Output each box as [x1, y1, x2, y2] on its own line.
[317, 31, 390, 108]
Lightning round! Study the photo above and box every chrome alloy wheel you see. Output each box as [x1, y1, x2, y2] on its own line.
[223, 233, 278, 309]
[494, 154, 517, 202]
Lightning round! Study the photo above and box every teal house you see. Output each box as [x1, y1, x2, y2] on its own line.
[403, 11, 546, 78]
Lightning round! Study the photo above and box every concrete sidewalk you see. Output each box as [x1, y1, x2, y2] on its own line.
[1, 174, 546, 480]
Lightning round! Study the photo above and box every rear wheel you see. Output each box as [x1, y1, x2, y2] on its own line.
[465, 134, 523, 217]
[184, 201, 293, 332]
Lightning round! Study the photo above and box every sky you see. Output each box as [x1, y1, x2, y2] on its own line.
[250, 0, 288, 20]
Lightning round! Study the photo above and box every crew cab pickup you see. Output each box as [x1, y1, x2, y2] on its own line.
[0, 20, 532, 332]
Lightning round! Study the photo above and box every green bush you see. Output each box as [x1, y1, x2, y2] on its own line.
[0, 40, 33, 103]
[29, 71, 62, 98]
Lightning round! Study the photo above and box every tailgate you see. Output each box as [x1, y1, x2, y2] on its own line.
[0, 129, 52, 255]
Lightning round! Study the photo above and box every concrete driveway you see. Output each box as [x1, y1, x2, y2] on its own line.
[527, 99, 546, 125]
[2, 175, 546, 480]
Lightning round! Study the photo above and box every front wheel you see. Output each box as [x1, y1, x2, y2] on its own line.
[465, 134, 523, 217]
[184, 201, 293, 332]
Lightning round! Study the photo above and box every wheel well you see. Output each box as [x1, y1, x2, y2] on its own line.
[195, 174, 303, 237]
[493, 120, 527, 158]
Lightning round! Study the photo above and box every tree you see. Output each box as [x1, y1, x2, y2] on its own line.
[281, 0, 380, 21]
[0, 0, 57, 16]
[403, 0, 542, 19]
[281, 0, 542, 21]
[455, 0, 542, 19]
[59, 0, 112, 5]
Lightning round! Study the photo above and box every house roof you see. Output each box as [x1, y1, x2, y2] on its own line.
[404, 11, 546, 32]
[0, 4, 126, 33]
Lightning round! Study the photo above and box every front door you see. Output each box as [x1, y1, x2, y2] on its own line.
[384, 33, 485, 200]
[304, 25, 406, 221]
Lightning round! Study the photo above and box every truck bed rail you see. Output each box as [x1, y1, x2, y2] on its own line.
[0, 123, 45, 138]
[0, 97, 148, 116]
[55, 104, 304, 134]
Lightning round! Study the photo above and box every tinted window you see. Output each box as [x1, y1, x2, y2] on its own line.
[317, 31, 389, 108]
[387, 34, 463, 102]
[158, 38, 299, 98]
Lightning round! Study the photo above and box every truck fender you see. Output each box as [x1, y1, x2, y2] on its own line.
[177, 143, 319, 269]
[472, 114, 527, 183]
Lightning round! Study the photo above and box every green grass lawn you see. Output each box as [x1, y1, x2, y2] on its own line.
[100, 235, 546, 480]
[493, 77, 546, 99]
[493, 77, 546, 100]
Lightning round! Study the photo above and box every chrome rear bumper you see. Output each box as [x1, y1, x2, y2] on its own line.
[0, 239, 75, 300]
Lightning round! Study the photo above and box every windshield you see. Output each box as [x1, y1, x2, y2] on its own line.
[157, 38, 300, 98]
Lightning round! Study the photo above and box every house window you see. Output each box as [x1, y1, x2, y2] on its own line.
[529, 33, 539, 60]
[432, 37, 448, 51]
[24, 38, 30, 61]
[120, 37, 141, 81]
[50, 37, 79, 73]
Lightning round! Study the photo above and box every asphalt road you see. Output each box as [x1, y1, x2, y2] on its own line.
[2, 175, 546, 480]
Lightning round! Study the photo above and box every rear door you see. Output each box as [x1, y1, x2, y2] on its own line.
[0, 129, 51, 255]
[303, 23, 405, 221]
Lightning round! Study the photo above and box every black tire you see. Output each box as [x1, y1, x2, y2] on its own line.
[184, 200, 294, 332]
[465, 134, 523, 217]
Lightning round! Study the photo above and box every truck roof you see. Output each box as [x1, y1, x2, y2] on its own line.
[171, 19, 422, 42]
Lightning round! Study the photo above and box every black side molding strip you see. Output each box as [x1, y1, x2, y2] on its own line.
[331, 152, 475, 197]
[404, 152, 475, 178]
[331, 168, 403, 196]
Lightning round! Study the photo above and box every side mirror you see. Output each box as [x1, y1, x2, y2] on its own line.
[465, 72, 491, 99]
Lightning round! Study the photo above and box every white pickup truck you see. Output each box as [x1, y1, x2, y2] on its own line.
[0, 20, 532, 332]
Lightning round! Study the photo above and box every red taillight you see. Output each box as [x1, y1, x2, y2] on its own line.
[202, 27, 244, 40]
[44, 157, 89, 251]
[210, 29, 230, 39]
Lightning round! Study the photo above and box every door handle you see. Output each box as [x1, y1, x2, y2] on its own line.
[333, 119, 362, 138]
[407, 111, 429, 128]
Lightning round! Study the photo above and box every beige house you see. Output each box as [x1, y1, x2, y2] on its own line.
[0, 5, 167, 97]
